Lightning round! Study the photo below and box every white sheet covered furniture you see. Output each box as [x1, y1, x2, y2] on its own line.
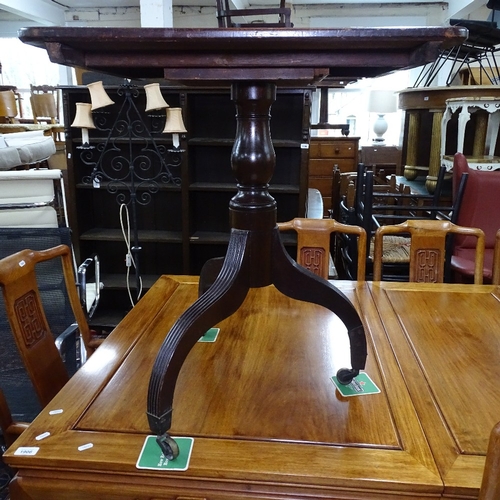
[0, 169, 101, 326]
[0, 130, 56, 170]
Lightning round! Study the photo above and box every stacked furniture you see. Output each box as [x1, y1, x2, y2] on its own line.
[215, 0, 292, 27]
[338, 163, 468, 280]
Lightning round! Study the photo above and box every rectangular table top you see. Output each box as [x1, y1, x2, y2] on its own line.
[5, 276, 499, 499]
[18, 26, 467, 84]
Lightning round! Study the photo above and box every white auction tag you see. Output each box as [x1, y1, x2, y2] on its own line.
[78, 443, 94, 451]
[14, 447, 39, 456]
[35, 432, 50, 441]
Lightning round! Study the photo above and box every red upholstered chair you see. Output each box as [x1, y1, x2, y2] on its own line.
[451, 152, 500, 282]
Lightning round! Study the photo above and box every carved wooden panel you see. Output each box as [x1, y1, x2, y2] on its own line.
[415, 248, 441, 282]
[14, 291, 46, 348]
[300, 247, 325, 276]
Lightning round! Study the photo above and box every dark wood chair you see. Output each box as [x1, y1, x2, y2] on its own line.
[216, 0, 292, 28]
[339, 163, 468, 280]
[277, 217, 366, 280]
[373, 219, 485, 283]
[360, 145, 403, 176]
[329, 165, 342, 221]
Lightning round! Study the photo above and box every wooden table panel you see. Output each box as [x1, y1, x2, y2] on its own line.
[5, 277, 443, 499]
[368, 282, 500, 499]
[79, 282, 399, 447]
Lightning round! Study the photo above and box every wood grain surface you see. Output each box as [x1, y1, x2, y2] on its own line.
[5, 276, 452, 500]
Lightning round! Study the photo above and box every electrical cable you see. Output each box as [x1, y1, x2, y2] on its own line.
[119, 203, 142, 307]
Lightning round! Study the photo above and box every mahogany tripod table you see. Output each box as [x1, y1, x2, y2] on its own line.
[19, 25, 467, 458]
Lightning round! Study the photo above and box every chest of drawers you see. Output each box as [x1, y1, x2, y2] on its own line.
[308, 136, 359, 216]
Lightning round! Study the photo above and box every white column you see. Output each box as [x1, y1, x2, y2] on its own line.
[140, 0, 173, 28]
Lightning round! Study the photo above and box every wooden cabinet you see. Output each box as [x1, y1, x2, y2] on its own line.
[308, 137, 359, 216]
[62, 85, 311, 319]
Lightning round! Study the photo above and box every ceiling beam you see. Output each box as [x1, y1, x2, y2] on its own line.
[0, 0, 65, 26]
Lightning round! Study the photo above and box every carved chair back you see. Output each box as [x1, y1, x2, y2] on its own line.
[0, 245, 93, 408]
[373, 219, 485, 283]
[278, 217, 367, 280]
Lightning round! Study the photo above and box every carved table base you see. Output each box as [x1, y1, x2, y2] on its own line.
[147, 82, 367, 458]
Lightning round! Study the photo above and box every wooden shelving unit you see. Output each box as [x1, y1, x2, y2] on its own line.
[62, 85, 312, 320]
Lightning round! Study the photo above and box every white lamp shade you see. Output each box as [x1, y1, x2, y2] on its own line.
[87, 81, 115, 110]
[71, 103, 96, 129]
[163, 108, 187, 134]
[368, 90, 397, 114]
[145, 83, 169, 111]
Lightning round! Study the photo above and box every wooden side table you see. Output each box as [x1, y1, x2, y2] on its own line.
[399, 86, 500, 192]
[441, 96, 500, 171]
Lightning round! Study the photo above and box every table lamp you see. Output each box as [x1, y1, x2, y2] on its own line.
[71, 102, 95, 147]
[368, 90, 397, 145]
[145, 82, 169, 111]
[87, 80, 115, 110]
[163, 107, 187, 148]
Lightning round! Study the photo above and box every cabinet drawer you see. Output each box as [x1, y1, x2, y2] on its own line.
[309, 159, 335, 176]
[309, 176, 332, 195]
[310, 141, 357, 159]
[309, 158, 355, 174]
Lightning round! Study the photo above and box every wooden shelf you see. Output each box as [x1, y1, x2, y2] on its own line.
[189, 182, 299, 194]
[189, 231, 231, 244]
[80, 228, 183, 243]
[63, 85, 311, 312]
[189, 182, 237, 192]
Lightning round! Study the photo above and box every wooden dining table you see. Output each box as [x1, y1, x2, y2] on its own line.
[4, 276, 499, 499]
